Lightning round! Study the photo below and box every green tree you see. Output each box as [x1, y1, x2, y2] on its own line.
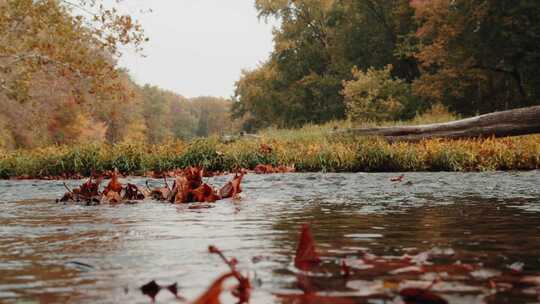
[233, 0, 419, 130]
[343, 65, 419, 122]
[411, 0, 540, 115]
[140, 85, 173, 143]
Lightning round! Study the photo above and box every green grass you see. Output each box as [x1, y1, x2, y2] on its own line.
[0, 132, 538, 179]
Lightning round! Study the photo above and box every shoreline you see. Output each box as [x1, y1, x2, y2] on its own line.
[2, 168, 540, 181]
[1, 135, 539, 179]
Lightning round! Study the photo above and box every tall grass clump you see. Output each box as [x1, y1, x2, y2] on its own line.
[0, 129, 538, 179]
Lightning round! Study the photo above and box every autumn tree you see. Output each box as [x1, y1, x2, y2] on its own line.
[0, 0, 146, 101]
[411, 0, 540, 115]
[0, 0, 147, 148]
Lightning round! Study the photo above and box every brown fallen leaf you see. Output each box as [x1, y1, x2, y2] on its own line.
[150, 187, 170, 201]
[140, 280, 161, 302]
[254, 164, 274, 174]
[104, 191, 122, 204]
[171, 176, 191, 203]
[191, 183, 220, 203]
[79, 176, 102, 198]
[57, 191, 74, 202]
[276, 165, 296, 173]
[140, 280, 184, 302]
[147, 178, 171, 201]
[183, 166, 203, 189]
[103, 170, 123, 196]
[219, 171, 245, 199]
[124, 183, 146, 200]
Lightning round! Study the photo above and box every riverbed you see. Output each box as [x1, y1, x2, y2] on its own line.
[1, 172, 539, 303]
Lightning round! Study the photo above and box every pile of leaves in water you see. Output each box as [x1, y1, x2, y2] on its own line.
[57, 167, 245, 205]
[134, 223, 540, 303]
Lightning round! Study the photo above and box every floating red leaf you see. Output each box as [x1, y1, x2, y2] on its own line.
[390, 174, 405, 182]
[193, 272, 235, 304]
[208, 245, 251, 303]
[294, 224, 321, 270]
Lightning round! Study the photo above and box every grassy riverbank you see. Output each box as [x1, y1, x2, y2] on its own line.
[1, 123, 539, 178]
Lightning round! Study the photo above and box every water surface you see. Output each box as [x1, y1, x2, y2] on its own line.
[1, 172, 539, 303]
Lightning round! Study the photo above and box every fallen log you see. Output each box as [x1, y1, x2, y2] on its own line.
[338, 105, 540, 142]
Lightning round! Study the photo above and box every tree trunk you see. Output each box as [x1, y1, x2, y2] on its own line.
[339, 105, 540, 142]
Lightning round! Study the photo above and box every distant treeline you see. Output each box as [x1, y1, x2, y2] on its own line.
[0, 78, 240, 149]
[232, 0, 540, 131]
[0, 1, 240, 150]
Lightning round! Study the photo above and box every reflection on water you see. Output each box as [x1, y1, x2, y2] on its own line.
[0, 171, 539, 303]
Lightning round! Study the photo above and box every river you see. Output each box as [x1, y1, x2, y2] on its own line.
[1, 172, 539, 303]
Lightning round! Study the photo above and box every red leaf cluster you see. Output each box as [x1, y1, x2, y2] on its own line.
[166, 167, 246, 204]
[57, 177, 102, 203]
[57, 167, 247, 205]
[289, 224, 449, 303]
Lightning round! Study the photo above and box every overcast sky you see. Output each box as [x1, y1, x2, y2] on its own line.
[116, 1, 275, 98]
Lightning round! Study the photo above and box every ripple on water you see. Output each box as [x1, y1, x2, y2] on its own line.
[0, 171, 539, 303]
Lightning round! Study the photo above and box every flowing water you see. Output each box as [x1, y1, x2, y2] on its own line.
[1, 172, 540, 303]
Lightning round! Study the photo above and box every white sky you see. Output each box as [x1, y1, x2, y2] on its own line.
[115, 1, 275, 98]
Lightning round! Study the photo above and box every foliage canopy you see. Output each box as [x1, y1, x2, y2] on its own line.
[233, 0, 540, 130]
